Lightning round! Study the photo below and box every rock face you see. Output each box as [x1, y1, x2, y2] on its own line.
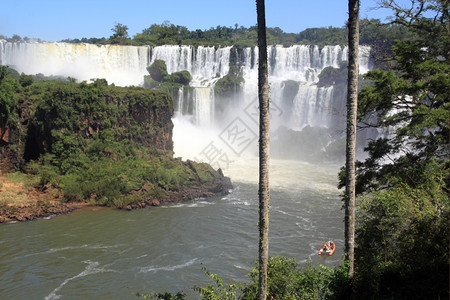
[0, 124, 11, 169]
[10, 82, 174, 162]
[1, 80, 174, 164]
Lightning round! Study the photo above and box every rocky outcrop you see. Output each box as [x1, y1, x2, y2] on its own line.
[123, 173, 232, 210]
[117, 161, 232, 210]
[0, 202, 77, 223]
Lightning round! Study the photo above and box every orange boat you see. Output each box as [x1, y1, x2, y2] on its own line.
[318, 241, 336, 256]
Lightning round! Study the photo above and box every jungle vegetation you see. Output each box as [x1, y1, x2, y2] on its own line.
[0, 72, 227, 209]
[138, 1, 449, 299]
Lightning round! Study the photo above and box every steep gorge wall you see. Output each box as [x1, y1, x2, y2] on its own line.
[0, 80, 174, 169]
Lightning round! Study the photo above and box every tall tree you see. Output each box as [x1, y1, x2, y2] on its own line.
[355, 2, 449, 192]
[344, 0, 360, 277]
[256, 0, 270, 299]
[110, 23, 129, 45]
[347, 1, 449, 297]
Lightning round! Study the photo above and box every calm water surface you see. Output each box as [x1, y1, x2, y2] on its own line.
[0, 158, 344, 299]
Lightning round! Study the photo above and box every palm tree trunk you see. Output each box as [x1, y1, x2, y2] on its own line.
[345, 0, 360, 278]
[256, 0, 270, 299]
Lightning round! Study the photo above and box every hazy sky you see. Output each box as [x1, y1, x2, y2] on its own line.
[1, 0, 395, 42]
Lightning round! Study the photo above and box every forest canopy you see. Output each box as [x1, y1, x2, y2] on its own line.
[1, 18, 414, 49]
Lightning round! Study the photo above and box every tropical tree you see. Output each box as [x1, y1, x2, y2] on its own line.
[341, 0, 449, 297]
[356, 0, 449, 197]
[110, 23, 129, 44]
[256, 0, 270, 299]
[344, 0, 360, 278]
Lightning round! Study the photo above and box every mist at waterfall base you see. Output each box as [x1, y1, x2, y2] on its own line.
[0, 42, 373, 298]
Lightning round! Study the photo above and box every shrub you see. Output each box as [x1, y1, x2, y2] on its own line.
[241, 257, 335, 299]
[147, 60, 169, 82]
[169, 70, 191, 85]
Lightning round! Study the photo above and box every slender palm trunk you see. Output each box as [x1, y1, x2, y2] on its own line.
[256, 0, 270, 299]
[345, 0, 359, 278]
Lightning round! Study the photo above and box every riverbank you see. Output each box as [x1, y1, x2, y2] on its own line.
[0, 173, 81, 223]
[0, 171, 232, 224]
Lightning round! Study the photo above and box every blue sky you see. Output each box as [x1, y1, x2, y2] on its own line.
[1, 0, 395, 42]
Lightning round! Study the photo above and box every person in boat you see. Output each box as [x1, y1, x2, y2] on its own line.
[324, 241, 334, 252]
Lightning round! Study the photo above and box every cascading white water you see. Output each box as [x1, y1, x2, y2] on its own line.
[0, 41, 150, 86]
[0, 41, 372, 160]
[148, 44, 231, 122]
[238, 45, 370, 130]
[0, 41, 233, 87]
[291, 85, 335, 129]
[176, 86, 184, 117]
[150, 45, 193, 76]
[0, 41, 235, 125]
[149, 45, 231, 86]
[320, 45, 343, 69]
[269, 45, 315, 82]
[193, 87, 214, 126]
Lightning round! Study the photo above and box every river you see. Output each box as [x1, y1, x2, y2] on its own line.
[0, 154, 343, 299]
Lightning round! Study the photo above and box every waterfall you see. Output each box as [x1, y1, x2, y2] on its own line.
[291, 85, 336, 129]
[320, 45, 343, 69]
[0, 40, 372, 135]
[176, 86, 184, 116]
[149, 45, 231, 86]
[146, 45, 231, 125]
[150, 45, 193, 76]
[0, 41, 149, 86]
[358, 46, 371, 74]
[239, 45, 371, 130]
[193, 87, 214, 126]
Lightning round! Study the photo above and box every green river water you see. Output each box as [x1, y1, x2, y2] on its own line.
[0, 157, 343, 299]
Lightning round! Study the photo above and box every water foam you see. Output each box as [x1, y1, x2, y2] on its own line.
[139, 258, 198, 273]
[45, 260, 116, 300]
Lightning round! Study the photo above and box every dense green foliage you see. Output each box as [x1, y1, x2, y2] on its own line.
[144, 60, 192, 90]
[0, 73, 227, 208]
[241, 257, 340, 299]
[317, 62, 348, 88]
[0, 67, 20, 132]
[351, 5, 449, 196]
[147, 60, 170, 83]
[337, 0, 449, 297]
[138, 257, 351, 299]
[109, 23, 130, 45]
[3, 17, 414, 51]
[214, 48, 244, 99]
[297, 26, 347, 46]
[353, 160, 448, 298]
